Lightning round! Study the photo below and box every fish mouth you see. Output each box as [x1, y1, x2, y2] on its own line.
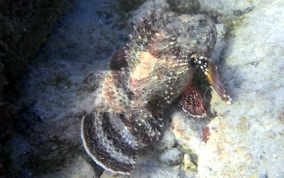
[192, 55, 232, 104]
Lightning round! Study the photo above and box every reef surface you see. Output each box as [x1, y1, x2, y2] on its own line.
[2, 0, 284, 177]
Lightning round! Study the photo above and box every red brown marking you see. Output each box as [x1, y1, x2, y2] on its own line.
[202, 126, 211, 143]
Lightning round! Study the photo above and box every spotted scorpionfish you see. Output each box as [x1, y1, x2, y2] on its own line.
[81, 11, 231, 174]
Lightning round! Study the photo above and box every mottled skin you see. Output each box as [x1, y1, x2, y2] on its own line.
[81, 12, 231, 174]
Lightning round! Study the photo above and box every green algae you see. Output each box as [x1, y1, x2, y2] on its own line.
[117, 0, 145, 12]
[222, 15, 247, 40]
[183, 152, 198, 172]
[167, 0, 200, 14]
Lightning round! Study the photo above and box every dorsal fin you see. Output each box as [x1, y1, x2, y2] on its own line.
[109, 49, 128, 70]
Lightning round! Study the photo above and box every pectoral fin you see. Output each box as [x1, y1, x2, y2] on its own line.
[180, 81, 206, 117]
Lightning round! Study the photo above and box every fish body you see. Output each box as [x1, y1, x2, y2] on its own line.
[81, 12, 231, 174]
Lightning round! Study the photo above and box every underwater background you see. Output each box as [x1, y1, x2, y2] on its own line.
[1, 0, 284, 177]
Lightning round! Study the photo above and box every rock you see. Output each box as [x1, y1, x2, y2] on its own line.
[127, 0, 169, 26]
[167, 0, 200, 13]
[201, 1, 284, 177]
[159, 148, 183, 166]
[41, 156, 97, 178]
[0, 102, 19, 143]
[0, 0, 75, 98]
[0, 0, 128, 176]
[153, 128, 176, 151]
[170, 112, 204, 153]
[101, 170, 128, 178]
[199, 0, 260, 17]
[0, 63, 7, 101]
[169, 1, 284, 177]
